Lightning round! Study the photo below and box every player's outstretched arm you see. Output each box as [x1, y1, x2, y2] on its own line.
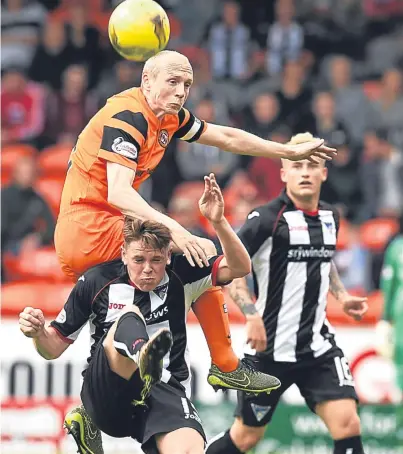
[197, 123, 337, 163]
[107, 162, 209, 267]
[198, 173, 251, 281]
[19, 307, 69, 360]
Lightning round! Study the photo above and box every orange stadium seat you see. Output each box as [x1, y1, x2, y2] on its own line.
[1, 281, 73, 317]
[3, 246, 69, 283]
[37, 144, 72, 177]
[326, 289, 383, 326]
[336, 218, 351, 251]
[35, 177, 64, 218]
[359, 218, 399, 251]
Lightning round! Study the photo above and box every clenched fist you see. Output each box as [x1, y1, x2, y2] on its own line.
[19, 307, 45, 338]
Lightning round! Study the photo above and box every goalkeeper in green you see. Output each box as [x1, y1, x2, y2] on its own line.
[376, 215, 403, 441]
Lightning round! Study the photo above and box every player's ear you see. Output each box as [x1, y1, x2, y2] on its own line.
[121, 245, 127, 265]
[166, 247, 172, 265]
[142, 72, 151, 91]
[280, 166, 287, 183]
[321, 166, 328, 182]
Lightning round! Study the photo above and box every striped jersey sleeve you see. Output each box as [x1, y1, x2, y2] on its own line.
[50, 274, 95, 344]
[98, 110, 148, 171]
[174, 107, 206, 142]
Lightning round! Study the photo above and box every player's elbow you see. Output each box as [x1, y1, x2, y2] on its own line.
[229, 259, 251, 279]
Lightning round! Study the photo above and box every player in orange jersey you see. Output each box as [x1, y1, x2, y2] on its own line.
[56, 50, 335, 453]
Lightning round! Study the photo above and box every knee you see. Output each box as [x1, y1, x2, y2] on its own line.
[336, 412, 361, 438]
[105, 306, 144, 347]
[230, 419, 265, 452]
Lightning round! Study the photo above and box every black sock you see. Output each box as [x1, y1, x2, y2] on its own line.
[206, 430, 244, 454]
[334, 435, 364, 454]
[113, 312, 149, 359]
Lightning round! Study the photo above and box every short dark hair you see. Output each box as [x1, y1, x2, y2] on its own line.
[123, 217, 172, 250]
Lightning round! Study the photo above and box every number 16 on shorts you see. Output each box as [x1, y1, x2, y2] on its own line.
[334, 356, 355, 387]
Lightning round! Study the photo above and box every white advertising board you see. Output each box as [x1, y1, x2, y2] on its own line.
[1, 319, 400, 405]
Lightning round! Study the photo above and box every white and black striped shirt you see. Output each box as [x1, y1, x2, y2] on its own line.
[238, 191, 339, 362]
[51, 255, 224, 398]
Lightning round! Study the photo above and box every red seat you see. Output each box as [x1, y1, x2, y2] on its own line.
[336, 218, 351, 251]
[37, 144, 72, 177]
[359, 218, 399, 251]
[1, 281, 74, 317]
[35, 177, 64, 217]
[3, 247, 69, 283]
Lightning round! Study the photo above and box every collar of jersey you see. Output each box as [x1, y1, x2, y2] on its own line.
[279, 189, 320, 216]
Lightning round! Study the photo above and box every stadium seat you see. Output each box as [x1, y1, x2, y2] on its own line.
[1, 144, 37, 183]
[326, 289, 383, 326]
[35, 177, 64, 217]
[1, 281, 73, 317]
[3, 247, 69, 283]
[359, 218, 399, 251]
[37, 144, 72, 177]
[336, 218, 351, 251]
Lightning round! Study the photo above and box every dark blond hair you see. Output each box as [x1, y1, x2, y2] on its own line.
[123, 217, 172, 250]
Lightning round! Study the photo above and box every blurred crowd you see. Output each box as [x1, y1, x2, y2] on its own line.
[1, 0, 403, 292]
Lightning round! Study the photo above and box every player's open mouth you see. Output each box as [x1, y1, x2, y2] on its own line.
[299, 181, 312, 187]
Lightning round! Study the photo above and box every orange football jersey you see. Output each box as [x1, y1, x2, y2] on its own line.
[59, 87, 206, 216]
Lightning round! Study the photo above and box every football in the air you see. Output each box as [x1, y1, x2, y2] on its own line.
[108, 0, 170, 62]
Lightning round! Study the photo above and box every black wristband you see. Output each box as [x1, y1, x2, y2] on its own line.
[241, 304, 258, 316]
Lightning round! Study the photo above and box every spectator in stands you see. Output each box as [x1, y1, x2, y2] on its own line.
[1, 69, 46, 146]
[361, 129, 403, 219]
[321, 141, 365, 224]
[205, 1, 255, 82]
[248, 126, 289, 202]
[168, 195, 209, 239]
[242, 93, 281, 139]
[266, 0, 304, 75]
[301, 91, 350, 146]
[175, 99, 239, 187]
[371, 69, 403, 149]
[43, 64, 97, 145]
[328, 55, 374, 145]
[1, 155, 55, 259]
[276, 61, 312, 131]
[97, 60, 142, 108]
[1, 0, 47, 71]
[64, 3, 101, 88]
[29, 20, 74, 90]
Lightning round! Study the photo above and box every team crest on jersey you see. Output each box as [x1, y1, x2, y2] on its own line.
[324, 221, 335, 235]
[111, 137, 138, 160]
[153, 282, 168, 300]
[158, 129, 169, 147]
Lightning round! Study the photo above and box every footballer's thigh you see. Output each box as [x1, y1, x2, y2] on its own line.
[156, 428, 205, 454]
[141, 381, 206, 454]
[232, 356, 294, 452]
[55, 211, 124, 279]
[296, 347, 360, 440]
